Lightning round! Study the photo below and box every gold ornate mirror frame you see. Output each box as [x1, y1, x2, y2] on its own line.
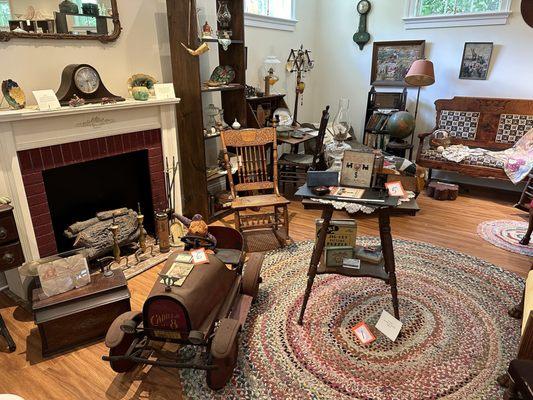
[0, 0, 121, 43]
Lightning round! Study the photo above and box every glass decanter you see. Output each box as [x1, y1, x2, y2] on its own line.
[326, 98, 352, 171]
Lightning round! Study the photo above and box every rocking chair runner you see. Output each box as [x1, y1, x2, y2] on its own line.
[221, 128, 291, 245]
[278, 106, 331, 191]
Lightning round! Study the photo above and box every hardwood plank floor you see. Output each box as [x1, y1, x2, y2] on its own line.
[0, 191, 530, 400]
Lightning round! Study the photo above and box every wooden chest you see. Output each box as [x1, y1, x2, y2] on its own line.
[33, 270, 131, 357]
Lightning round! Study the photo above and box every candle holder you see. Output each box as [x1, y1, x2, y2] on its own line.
[134, 204, 154, 264]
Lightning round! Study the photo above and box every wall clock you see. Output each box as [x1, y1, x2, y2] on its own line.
[353, 0, 372, 51]
[56, 64, 125, 106]
[522, 0, 533, 28]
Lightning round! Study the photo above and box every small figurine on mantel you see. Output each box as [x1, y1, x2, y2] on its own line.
[202, 21, 214, 39]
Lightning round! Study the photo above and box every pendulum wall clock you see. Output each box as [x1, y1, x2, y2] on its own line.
[353, 0, 371, 51]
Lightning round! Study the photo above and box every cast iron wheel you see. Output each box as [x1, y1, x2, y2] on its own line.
[241, 253, 263, 299]
[109, 332, 137, 373]
[206, 332, 239, 390]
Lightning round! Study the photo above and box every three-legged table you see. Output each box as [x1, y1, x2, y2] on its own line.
[297, 200, 400, 326]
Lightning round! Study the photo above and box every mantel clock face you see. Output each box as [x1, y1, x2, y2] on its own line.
[74, 66, 101, 94]
[56, 64, 124, 106]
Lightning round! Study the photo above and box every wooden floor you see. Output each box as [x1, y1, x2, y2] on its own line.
[0, 190, 530, 400]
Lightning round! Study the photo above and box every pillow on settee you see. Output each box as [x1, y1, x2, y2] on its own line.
[438, 110, 480, 140]
[496, 114, 533, 144]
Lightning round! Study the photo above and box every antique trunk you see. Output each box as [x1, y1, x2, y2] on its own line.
[33, 270, 131, 357]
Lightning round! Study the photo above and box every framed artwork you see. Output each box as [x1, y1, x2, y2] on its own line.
[340, 150, 375, 188]
[459, 42, 494, 80]
[371, 40, 426, 86]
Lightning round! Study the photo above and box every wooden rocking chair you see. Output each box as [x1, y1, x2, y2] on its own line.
[221, 128, 291, 246]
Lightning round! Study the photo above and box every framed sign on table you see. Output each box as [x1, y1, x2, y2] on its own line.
[340, 150, 376, 188]
[371, 40, 425, 86]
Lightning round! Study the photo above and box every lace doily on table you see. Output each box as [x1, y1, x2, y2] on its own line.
[310, 191, 415, 214]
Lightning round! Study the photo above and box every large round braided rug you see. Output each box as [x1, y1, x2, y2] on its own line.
[180, 238, 524, 399]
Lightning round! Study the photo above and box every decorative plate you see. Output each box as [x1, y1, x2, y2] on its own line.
[127, 74, 158, 96]
[209, 65, 236, 85]
[274, 107, 293, 126]
[1, 79, 26, 110]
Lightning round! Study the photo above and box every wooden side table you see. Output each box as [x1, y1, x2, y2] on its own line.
[296, 187, 401, 326]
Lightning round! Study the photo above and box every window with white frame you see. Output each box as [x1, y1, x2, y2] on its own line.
[0, 0, 11, 29]
[404, 0, 512, 29]
[244, 0, 297, 31]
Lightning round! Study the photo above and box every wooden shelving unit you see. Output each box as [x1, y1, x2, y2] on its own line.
[166, 0, 247, 218]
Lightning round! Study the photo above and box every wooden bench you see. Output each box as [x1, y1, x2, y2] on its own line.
[417, 97, 533, 180]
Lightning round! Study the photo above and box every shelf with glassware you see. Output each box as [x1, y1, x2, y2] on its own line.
[166, 0, 246, 219]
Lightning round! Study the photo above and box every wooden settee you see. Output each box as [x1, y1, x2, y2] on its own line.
[417, 97, 533, 180]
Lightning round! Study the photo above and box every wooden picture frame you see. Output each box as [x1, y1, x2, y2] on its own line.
[459, 42, 494, 81]
[371, 40, 426, 86]
[340, 150, 376, 188]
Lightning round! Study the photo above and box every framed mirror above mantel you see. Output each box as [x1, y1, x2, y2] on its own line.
[0, 0, 121, 43]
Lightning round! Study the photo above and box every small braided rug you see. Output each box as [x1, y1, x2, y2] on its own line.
[180, 238, 524, 399]
[478, 219, 533, 256]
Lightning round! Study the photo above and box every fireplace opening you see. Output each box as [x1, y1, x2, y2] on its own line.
[42, 150, 155, 254]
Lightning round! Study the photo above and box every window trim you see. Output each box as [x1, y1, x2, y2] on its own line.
[403, 0, 512, 29]
[244, 0, 297, 31]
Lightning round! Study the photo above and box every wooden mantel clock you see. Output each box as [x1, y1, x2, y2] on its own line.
[56, 64, 125, 106]
[353, 0, 372, 51]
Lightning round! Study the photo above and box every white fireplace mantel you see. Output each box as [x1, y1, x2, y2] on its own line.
[0, 98, 181, 299]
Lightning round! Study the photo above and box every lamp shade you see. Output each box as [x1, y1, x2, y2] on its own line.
[405, 59, 435, 87]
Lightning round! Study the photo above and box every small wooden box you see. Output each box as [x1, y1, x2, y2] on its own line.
[33, 270, 131, 357]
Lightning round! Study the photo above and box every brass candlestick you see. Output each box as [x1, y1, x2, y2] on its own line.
[134, 204, 154, 263]
[100, 214, 129, 276]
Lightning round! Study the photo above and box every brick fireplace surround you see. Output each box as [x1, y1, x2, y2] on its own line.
[0, 98, 181, 300]
[17, 130, 167, 258]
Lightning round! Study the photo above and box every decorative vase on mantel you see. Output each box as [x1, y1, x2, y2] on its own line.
[326, 98, 353, 171]
[217, 0, 231, 30]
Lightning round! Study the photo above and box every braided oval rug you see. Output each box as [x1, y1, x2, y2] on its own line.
[180, 238, 524, 400]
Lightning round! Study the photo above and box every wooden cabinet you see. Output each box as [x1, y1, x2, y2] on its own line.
[0, 205, 24, 273]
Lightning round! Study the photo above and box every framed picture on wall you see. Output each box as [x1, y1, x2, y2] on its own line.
[371, 40, 426, 86]
[459, 42, 494, 80]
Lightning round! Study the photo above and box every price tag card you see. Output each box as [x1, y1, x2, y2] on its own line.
[375, 310, 403, 342]
[154, 83, 176, 100]
[191, 248, 209, 265]
[33, 90, 61, 111]
[351, 322, 376, 345]
[385, 181, 408, 199]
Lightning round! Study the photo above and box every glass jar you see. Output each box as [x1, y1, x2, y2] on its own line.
[326, 98, 353, 171]
[217, 0, 231, 30]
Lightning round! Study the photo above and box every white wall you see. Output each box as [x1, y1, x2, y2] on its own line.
[310, 0, 533, 143]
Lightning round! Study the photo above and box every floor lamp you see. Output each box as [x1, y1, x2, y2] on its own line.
[404, 59, 435, 156]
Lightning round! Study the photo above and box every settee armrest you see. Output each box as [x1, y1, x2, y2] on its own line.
[418, 131, 433, 140]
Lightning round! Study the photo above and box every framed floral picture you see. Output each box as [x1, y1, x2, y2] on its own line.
[371, 40, 426, 86]
[459, 42, 493, 80]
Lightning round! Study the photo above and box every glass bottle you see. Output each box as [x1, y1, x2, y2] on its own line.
[217, 1, 231, 30]
[326, 98, 353, 171]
